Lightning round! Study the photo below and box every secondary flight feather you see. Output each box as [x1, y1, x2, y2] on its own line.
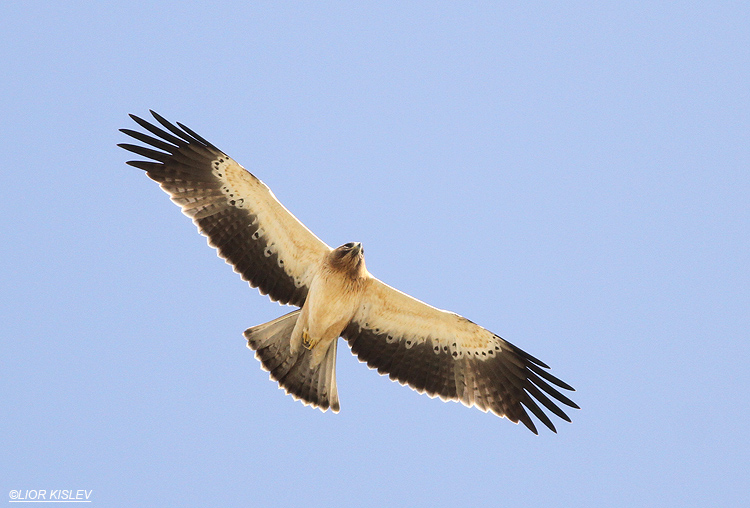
[119, 111, 579, 434]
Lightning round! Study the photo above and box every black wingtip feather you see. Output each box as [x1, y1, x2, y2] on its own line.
[176, 121, 217, 150]
[522, 396, 557, 433]
[517, 410, 539, 435]
[120, 128, 177, 153]
[511, 344, 551, 369]
[524, 382, 572, 423]
[124, 160, 161, 171]
[117, 143, 170, 162]
[526, 362, 576, 391]
[150, 110, 196, 144]
[526, 370, 580, 409]
[128, 113, 186, 147]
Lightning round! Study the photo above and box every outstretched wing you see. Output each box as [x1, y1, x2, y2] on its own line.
[119, 111, 330, 307]
[342, 278, 579, 434]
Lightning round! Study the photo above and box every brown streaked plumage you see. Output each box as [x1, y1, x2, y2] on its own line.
[119, 111, 579, 434]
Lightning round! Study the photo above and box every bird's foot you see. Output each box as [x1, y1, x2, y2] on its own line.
[302, 330, 318, 350]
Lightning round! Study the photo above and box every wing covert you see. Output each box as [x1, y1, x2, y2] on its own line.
[119, 111, 331, 306]
[342, 278, 579, 434]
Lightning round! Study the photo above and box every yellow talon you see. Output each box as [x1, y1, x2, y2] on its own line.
[302, 330, 316, 350]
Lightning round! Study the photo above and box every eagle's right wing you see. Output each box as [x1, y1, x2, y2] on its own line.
[119, 111, 331, 307]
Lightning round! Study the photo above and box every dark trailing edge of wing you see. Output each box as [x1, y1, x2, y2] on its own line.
[342, 322, 578, 434]
[118, 111, 309, 307]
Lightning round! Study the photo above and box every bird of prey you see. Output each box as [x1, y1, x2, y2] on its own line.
[119, 111, 578, 434]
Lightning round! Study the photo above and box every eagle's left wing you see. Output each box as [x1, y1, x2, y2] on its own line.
[119, 111, 331, 307]
[342, 278, 578, 434]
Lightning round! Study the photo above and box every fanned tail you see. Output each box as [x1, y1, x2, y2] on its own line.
[244, 310, 340, 412]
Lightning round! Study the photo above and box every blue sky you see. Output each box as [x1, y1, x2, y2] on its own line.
[2, 1, 748, 506]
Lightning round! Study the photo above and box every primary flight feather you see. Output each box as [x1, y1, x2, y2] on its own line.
[119, 111, 579, 434]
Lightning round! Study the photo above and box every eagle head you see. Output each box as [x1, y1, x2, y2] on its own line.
[330, 242, 367, 276]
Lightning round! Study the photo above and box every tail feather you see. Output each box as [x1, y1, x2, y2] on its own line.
[244, 310, 340, 412]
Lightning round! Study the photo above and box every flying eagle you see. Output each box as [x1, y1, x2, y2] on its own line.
[119, 111, 578, 434]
